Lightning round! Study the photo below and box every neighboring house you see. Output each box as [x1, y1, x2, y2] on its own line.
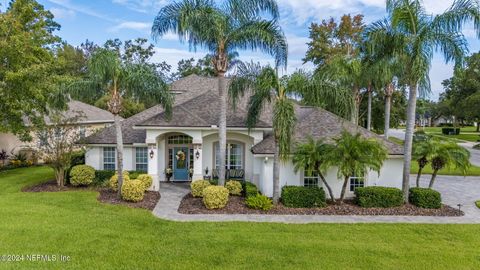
[0, 100, 116, 157]
[84, 75, 404, 198]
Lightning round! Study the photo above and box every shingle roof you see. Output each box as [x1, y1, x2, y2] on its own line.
[251, 106, 404, 155]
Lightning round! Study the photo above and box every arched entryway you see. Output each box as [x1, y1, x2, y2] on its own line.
[165, 134, 194, 182]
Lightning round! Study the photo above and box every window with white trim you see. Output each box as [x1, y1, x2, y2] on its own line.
[349, 176, 365, 192]
[303, 171, 319, 187]
[103, 147, 116, 170]
[214, 143, 244, 170]
[135, 147, 148, 172]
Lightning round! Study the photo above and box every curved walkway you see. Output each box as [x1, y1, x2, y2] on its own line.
[152, 175, 480, 224]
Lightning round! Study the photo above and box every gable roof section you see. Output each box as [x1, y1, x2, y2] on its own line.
[62, 100, 116, 124]
[136, 91, 271, 128]
[251, 106, 404, 155]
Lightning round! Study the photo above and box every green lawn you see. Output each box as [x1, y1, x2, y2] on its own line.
[415, 127, 480, 142]
[410, 161, 480, 176]
[1, 167, 480, 269]
[418, 126, 479, 133]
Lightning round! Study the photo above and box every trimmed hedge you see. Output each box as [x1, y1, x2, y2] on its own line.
[191, 180, 211, 197]
[355, 187, 404, 208]
[245, 194, 273, 211]
[94, 170, 146, 185]
[281, 186, 326, 208]
[69, 165, 95, 186]
[121, 180, 145, 202]
[442, 127, 460, 135]
[202, 186, 229, 209]
[409, 188, 442, 209]
[243, 181, 259, 198]
[225, 180, 242, 196]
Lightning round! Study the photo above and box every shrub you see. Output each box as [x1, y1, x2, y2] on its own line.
[225, 180, 242, 196]
[137, 174, 153, 191]
[69, 165, 95, 186]
[409, 188, 442, 209]
[95, 170, 116, 185]
[245, 194, 273, 211]
[209, 178, 218, 185]
[476, 200, 480, 209]
[355, 187, 404, 208]
[243, 181, 259, 198]
[121, 180, 145, 202]
[109, 171, 130, 192]
[129, 171, 142, 179]
[190, 180, 211, 197]
[441, 127, 460, 135]
[202, 186, 229, 209]
[281, 186, 326, 208]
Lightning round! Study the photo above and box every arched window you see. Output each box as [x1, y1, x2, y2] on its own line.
[167, 135, 192, 145]
[214, 142, 244, 169]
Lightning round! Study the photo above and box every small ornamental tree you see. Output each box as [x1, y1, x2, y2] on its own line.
[36, 114, 85, 186]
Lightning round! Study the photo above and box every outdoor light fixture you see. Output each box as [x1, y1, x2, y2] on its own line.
[195, 150, 200, 159]
[149, 150, 154, 159]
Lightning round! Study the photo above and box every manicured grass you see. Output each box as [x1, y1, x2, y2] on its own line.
[410, 162, 480, 176]
[388, 137, 404, 145]
[2, 167, 480, 269]
[419, 126, 479, 133]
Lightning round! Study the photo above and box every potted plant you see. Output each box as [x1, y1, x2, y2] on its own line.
[165, 167, 173, 182]
[189, 167, 194, 180]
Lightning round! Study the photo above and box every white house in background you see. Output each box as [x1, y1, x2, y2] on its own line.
[0, 100, 116, 158]
[84, 75, 404, 198]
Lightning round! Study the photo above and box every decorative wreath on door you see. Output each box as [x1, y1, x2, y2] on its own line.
[176, 150, 186, 167]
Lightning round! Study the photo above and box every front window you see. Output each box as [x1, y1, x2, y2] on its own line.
[303, 171, 319, 187]
[349, 176, 365, 192]
[214, 143, 244, 170]
[135, 147, 148, 172]
[103, 147, 116, 170]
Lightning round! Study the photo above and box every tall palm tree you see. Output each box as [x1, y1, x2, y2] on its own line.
[412, 135, 436, 187]
[71, 49, 172, 198]
[229, 62, 295, 203]
[428, 141, 470, 188]
[292, 138, 336, 203]
[152, 0, 287, 186]
[367, 0, 480, 200]
[326, 131, 388, 203]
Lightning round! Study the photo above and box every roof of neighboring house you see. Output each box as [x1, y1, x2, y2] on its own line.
[58, 100, 116, 124]
[251, 106, 404, 155]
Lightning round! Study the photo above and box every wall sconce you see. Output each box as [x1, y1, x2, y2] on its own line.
[195, 150, 200, 159]
[264, 156, 269, 163]
[149, 150, 154, 159]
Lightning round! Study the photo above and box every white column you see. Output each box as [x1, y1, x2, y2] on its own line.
[147, 143, 159, 191]
[192, 143, 203, 181]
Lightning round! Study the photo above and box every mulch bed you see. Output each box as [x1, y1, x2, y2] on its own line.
[22, 180, 160, 211]
[178, 193, 464, 217]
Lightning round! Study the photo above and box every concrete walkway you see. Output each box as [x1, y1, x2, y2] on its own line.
[152, 176, 480, 224]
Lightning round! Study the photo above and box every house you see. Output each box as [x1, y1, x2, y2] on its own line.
[84, 75, 404, 198]
[0, 100, 116, 158]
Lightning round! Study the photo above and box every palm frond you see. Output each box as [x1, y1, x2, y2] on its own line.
[225, 0, 279, 22]
[273, 98, 296, 161]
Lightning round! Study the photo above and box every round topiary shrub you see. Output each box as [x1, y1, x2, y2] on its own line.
[109, 171, 130, 192]
[137, 174, 153, 191]
[225, 180, 242, 196]
[190, 180, 211, 197]
[202, 186, 229, 209]
[121, 180, 145, 202]
[409, 187, 442, 209]
[69, 165, 95, 186]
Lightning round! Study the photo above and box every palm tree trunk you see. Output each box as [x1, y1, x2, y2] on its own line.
[319, 173, 335, 203]
[429, 170, 439, 188]
[217, 73, 227, 186]
[416, 166, 423, 188]
[402, 83, 418, 202]
[114, 114, 124, 199]
[352, 86, 360, 125]
[384, 84, 393, 139]
[339, 175, 350, 203]
[367, 87, 372, 131]
[272, 137, 280, 204]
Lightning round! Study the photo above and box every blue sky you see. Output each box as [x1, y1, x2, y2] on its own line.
[22, 0, 480, 100]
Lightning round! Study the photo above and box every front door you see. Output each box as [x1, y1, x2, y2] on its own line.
[173, 147, 189, 181]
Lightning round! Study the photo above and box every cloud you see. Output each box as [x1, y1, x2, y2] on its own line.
[50, 7, 76, 19]
[109, 21, 151, 32]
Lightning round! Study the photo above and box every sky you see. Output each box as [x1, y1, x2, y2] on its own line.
[15, 0, 480, 100]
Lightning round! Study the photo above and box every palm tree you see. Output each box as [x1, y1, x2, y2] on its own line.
[152, 0, 287, 186]
[71, 49, 172, 198]
[428, 142, 470, 188]
[326, 131, 388, 203]
[412, 135, 436, 187]
[366, 0, 480, 200]
[229, 62, 295, 203]
[292, 138, 336, 203]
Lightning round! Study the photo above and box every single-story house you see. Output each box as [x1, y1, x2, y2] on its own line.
[0, 100, 116, 159]
[84, 75, 404, 198]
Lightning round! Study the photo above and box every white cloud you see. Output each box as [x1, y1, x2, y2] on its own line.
[109, 21, 151, 32]
[50, 7, 76, 19]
